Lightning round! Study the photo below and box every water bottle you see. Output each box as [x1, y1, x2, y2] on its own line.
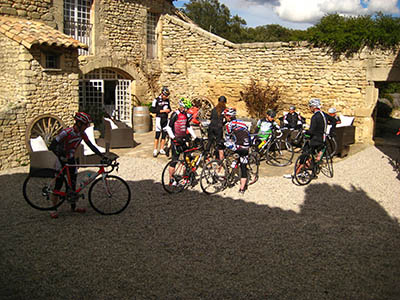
[191, 155, 200, 167]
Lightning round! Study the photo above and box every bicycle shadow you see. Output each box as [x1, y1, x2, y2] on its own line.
[1, 170, 400, 299]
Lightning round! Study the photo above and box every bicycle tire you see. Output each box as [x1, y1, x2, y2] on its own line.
[320, 150, 334, 178]
[22, 168, 67, 211]
[89, 175, 131, 215]
[326, 135, 337, 158]
[293, 154, 314, 185]
[285, 129, 304, 153]
[266, 139, 294, 167]
[161, 160, 188, 194]
[247, 153, 259, 185]
[200, 159, 228, 194]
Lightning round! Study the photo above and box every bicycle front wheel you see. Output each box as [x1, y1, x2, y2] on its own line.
[89, 175, 131, 215]
[200, 159, 228, 194]
[22, 168, 67, 211]
[326, 136, 337, 158]
[161, 160, 188, 194]
[266, 139, 294, 167]
[293, 154, 314, 185]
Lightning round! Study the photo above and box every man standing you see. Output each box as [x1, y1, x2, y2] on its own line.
[150, 86, 171, 157]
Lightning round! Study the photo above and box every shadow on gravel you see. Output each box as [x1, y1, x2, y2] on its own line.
[1, 171, 400, 299]
[375, 145, 400, 180]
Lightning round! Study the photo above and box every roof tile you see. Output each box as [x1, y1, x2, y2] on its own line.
[0, 15, 88, 50]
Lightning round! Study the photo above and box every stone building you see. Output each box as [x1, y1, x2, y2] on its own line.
[0, 0, 399, 170]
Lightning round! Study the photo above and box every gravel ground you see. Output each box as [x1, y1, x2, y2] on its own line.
[1, 145, 400, 299]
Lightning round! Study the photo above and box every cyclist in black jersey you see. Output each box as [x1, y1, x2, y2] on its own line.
[223, 108, 250, 194]
[327, 107, 341, 136]
[305, 98, 328, 161]
[150, 86, 171, 157]
[281, 105, 305, 130]
[206, 95, 227, 160]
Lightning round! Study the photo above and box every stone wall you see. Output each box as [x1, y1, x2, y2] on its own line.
[0, 42, 80, 170]
[160, 15, 400, 142]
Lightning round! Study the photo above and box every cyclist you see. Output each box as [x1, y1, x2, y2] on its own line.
[281, 105, 305, 130]
[150, 86, 171, 157]
[48, 112, 107, 218]
[165, 97, 198, 185]
[305, 98, 328, 161]
[223, 108, 250, 194]
[327, 107, 341, 136]
[254, 109, 280, 150]
[206, 95, 227, 160]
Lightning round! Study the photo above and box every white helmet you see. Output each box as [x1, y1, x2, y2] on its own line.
[328, 107, 337, 114]
[308, 98, 321, 108]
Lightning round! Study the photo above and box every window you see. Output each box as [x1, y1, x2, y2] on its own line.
[147, 12, 159, 59]
[64, 0, 93, 55]
[45, 52, 60, 69]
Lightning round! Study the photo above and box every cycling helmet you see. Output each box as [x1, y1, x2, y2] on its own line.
[218, 95, 227, 103]
[178, 97, 192, 109]
[266, 109, 276, 118]
[289, 105, 296, 110]
[222, 108, 237, 117]
[328, 107, 337, 114]
[308, 98, 321, 108]
[74, 112, 92, 125]
[161, 86, 170, 96]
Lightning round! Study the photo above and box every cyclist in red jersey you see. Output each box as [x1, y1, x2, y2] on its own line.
[48, 112, 106, 218]
[165, 98, 199, 186]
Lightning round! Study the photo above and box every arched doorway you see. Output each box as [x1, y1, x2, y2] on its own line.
[79, 68, 134, 126]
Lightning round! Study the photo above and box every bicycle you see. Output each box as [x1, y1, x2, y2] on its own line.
[199, 148, 259, 195]
[292, 140, 334, 186]
[284, 126, 306, 153]
[161, 138, 209, 193]
[250, 128, 294, 167]
[22, 156, 131, 215]
[325, 134, 337, 159]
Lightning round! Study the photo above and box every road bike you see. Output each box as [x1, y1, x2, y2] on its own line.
[161, 138, 210, 193]
[325, 134, 337, 158]
[250, 129, 294, 167]
[199, 149, 259, 195]
[292, 140, 334, 185]
[22, 156, 131, 215]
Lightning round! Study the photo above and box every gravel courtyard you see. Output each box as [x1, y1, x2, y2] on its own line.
[1, 145, 400, 299]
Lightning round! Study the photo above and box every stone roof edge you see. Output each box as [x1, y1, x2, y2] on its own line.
[164, 14, 310, 49]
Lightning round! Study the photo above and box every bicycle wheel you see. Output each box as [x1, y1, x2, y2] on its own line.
[326, 136, 337, 158]
[320, 150, 334, 178]
[285, 129, 304, 153]
[247, 153, 259, 185]
[266, 139, 294, 167]
[22, 168, 67, 210]
[293, 154, 314, 185]
[89, 175, 131, 215]
[200, 159, 228, 194]
[161, 160, 189, 193]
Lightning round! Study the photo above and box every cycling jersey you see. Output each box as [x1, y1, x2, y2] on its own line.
[225, 119, 250, 148]
[52, 127, 90, 159]
[150, 95, 171, 119]
[256, 118, 279, 139]
[282, 112, 305, 129]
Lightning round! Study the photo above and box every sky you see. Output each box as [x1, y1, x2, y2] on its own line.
[174, 0, 400, 30]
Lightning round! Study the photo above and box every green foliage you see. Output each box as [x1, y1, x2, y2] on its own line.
[239, 78, 281, 119]
[306, 13, 400, 58]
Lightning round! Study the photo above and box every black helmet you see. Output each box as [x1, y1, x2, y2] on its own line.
[267, 109, 276, 118]
[218, 96, 227, 103]
[161, 86, 170, 96]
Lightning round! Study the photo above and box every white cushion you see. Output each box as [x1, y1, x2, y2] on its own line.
[337, 115, 354, 127]
[30, 136, 48, 152]
[104, 117, 118, 130]
[82, 126, 106, 156]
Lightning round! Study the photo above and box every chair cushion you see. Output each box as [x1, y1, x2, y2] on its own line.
[30, 136, 48, 152]
[82, 126, 106, 156]
[104, 117, 119, 129]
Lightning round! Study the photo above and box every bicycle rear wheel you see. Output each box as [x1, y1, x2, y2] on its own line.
[247, 153, 259, 185]
[161, 160, 188, 193]
[22, 168, 67, 210]
[293, 154, 314, 185]
[266, 139, 294, 167]
[200, 159, 228, 194]
[89, 175, 131, 215]
[320, 150, 334, 178]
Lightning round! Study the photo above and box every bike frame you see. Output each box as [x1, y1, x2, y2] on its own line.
[52, 163, 108, 198]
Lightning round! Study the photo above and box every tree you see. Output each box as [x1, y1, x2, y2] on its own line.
[181, 0, 247, 43]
